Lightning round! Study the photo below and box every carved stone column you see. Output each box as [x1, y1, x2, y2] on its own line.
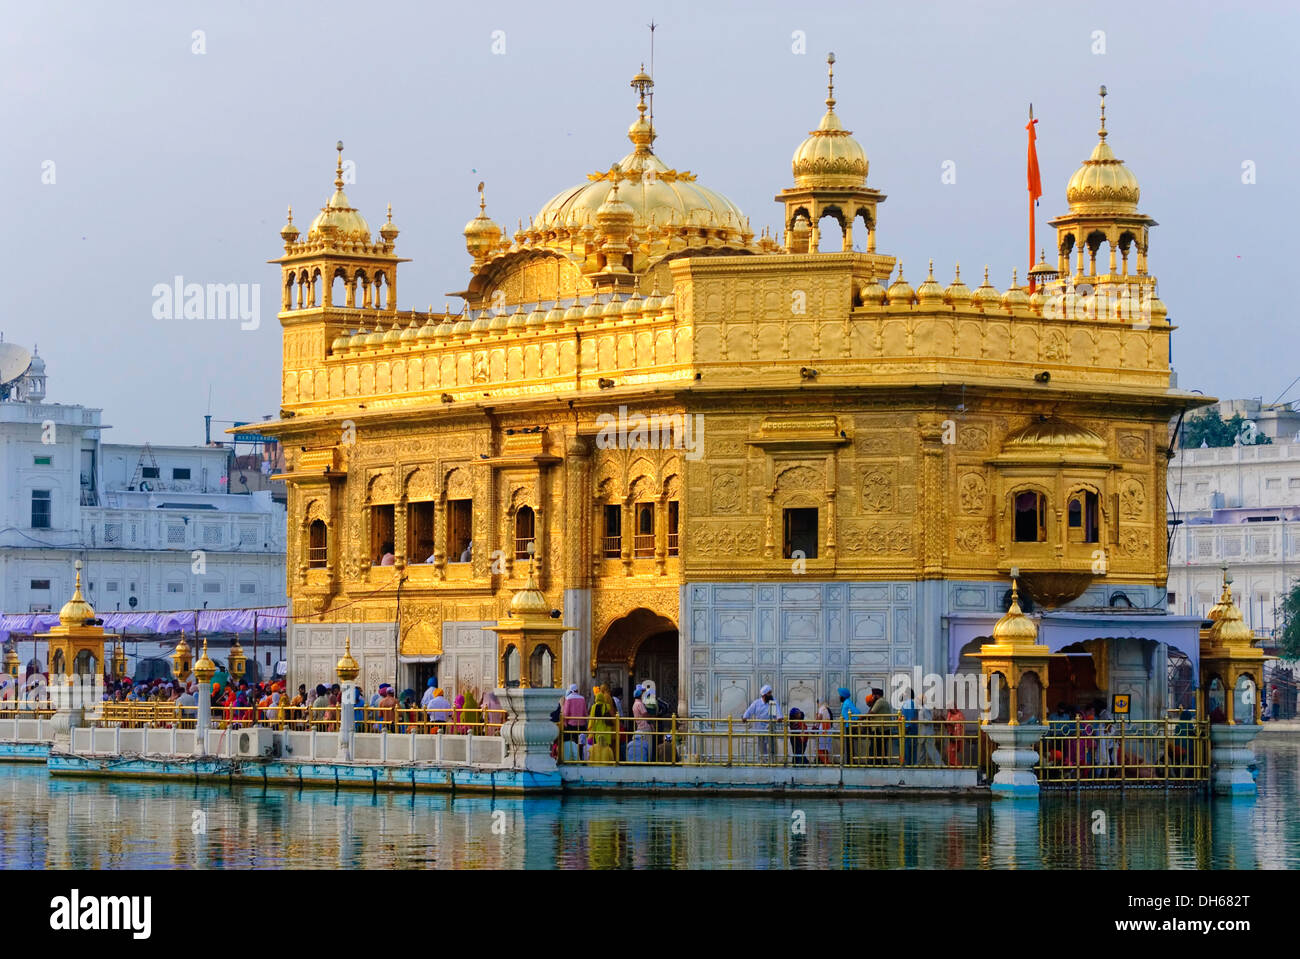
[433, 499, 446, 581]
[564, 434, 591, 589]
[918, 417, 948, 577]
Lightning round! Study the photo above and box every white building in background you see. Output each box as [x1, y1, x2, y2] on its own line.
[0, 346, 286, 674]
[1166, 440, 1300, 635]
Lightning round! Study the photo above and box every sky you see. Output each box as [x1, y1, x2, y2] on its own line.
[2, 0, 1296, 444]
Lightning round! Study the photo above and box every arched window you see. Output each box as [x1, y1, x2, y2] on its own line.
[634, 502, 655, 557]
[1067, 490, 1100, 543]
[308, 520, 327, 568]
[1013, 491, 1046, 543]
[515, 506, 536, 560]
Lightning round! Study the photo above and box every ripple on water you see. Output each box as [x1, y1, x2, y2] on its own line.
[2, 742, 1296, 869]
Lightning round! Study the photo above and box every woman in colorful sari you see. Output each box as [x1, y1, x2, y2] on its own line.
[814, 701, 833, 764]
[458, 688, 482, 735]
[944, 706, 967, 767]
[588, 685, 617, 752]
[481, 689, 506, 734]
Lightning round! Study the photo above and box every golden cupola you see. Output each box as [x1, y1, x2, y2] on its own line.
[464, 183, 503, 261]
[58, 562, 95, 626]
[308, 142, 373, 242]
[1065, 88, 1140, 214]
[791, 53, 868, 189]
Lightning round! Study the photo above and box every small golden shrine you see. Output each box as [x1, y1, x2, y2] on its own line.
[36, 561, 107, 678]
[486, 561, 572, 689]
[1199, 572, 1268, 724]
[973, 574, 1056, 724]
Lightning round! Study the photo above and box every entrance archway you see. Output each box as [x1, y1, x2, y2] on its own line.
[593, 608, 678, 714]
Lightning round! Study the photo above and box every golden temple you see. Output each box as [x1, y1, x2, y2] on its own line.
[248, 57, 1210, 720]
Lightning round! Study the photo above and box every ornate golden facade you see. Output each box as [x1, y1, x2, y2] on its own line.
[251, 60, 1207, 717]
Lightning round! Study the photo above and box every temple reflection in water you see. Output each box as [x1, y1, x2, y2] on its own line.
[6, 745, 1295, 869]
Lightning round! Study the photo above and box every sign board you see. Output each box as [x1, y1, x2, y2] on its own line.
[1111, 693, 1130, 716]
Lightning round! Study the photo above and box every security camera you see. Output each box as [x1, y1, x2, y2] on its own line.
[549, 609, 561, 619]
[1034, 371, 1051, 383]
[800, 367, 819, 380]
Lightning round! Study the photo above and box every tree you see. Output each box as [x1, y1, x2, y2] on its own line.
[1180, 408, 1273, 448]
[1280, 582, 1300, 661]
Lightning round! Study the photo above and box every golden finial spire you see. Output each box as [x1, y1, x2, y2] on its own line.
[334, 140, 345, 190]
[826, 52, 836, 112]
[1012, 267, 1019, 286]
[286, 205, 294, 224]
[386, 203, 393, 223]
[1097, 85, 1108, 140]
[954, 263, 962, 282]
[983, 265, 990, 284]
[477, 180, 486, 214]
[927, 258, 935, 281]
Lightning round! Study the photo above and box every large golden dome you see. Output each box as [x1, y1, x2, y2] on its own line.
[791, 54, 868, 189]
[1065, 88, 1140, 214]
[308, 143, 373, 242]
[529, 71, 750, 242]
[58, 561, 95, 626]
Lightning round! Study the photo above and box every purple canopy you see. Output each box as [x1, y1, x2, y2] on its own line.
[0, 606, 289, 645]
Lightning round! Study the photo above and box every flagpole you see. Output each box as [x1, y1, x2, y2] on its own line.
[1028, 103, 1036, 293]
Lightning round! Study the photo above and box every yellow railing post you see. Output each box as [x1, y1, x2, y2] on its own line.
[1119, 721, 1126, 785]
[898, 715, 905, 768]
[727, 716, 733, 766]
[670, 714, 677, 766]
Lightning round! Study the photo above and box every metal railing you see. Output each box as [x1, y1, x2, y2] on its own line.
[557, 715, 982, 769]
[0, 702, 56, 719]
[602, 535, 621, 558]
[1036, 718, 1210, 785]
[90, 702, 505, 736]
[667, 531, 679, 555]
[632, 534, 655, 557]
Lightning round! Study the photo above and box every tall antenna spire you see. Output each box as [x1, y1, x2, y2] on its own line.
[826, 52, 836, 112]
[647, 20, 657, 128]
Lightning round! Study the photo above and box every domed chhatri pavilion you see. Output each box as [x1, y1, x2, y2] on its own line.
[253, 58, 1210, 721]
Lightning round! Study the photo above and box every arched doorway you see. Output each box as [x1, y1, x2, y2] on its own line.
[593, 609, 678, 715]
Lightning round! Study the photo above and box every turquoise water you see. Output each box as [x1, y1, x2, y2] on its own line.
[2, 741, 1296, 869]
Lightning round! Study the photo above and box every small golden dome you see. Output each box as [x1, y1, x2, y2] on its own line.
[859, 276, 887, 307]
[641, 285, 663, 314]
[525, 303, 548, 330]
[470, 309, 492, 334]
[279, 206, 299, 244]
[792, 54, 868, 189]
[601, 293, 624, 320]
[915, 260, 945, 307]
[1028, 249, 1058, 286]
[545, 302, 567, 328]
[503, 305, 526, 331]
[399, 319, 420, 343]
[452, 311, 473, 335]
[331, 331, 351, 352]
[992, 580, 1039, 644]
[488, 308, 510, 333]
[434, 314, 455, 339]
[1065, 87, 1140, 214]
[1144, 290, 1167, 324]
[621, 291, 643, 318]
[309, 143, 373, 241]
[464, 185, 502, 258]
[971, 266, 1000, 310]
[336, 637, 360, 682]
[582, 298, 605, 322]
[382, 324, 403, 346]
[58, 561, 95, 626]
[380, 204, 399, 242]
[563, 301, 586, 325]
[1211, 589, 1255, 647]
[364, 325, 387, 348]
[943, 265, 971, 308]
[659, 292, 675, 314]
[417, 315, 437, 341]
[886, 264, 914, 306]
[193, 639, 216, 683]
[509, 562, 551, 617]
[1000, 269, 1030, 311]
[348, 328, 369, 350]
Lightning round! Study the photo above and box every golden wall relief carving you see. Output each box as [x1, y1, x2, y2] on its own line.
[953, 523, 992, 555]
[860, 469, 893, 512]
[689, 523, 762, 556]
[958, 426, 989, 452]
[1120, 478, 1146, 518]
[840, 522, 912, 554]
[406, 466, 437, 501]
[774, 464, 823, 492]
[1118, 433, 1148, 461]
[367, 471, 395, 504]
[710, 469, 743, 513]
[958, 472, 987, 514]
[592, 587, 680, 649]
